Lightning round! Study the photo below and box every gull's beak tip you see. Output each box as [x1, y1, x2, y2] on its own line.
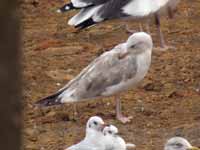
[190, 146, 200, 150]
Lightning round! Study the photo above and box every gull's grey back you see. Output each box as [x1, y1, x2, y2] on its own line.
[97, 0, 131, 19]
[62, 49, 138, 100]
[77, 0, 109, 5]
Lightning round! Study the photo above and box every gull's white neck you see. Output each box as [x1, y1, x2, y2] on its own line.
[136, 49, 152, 77]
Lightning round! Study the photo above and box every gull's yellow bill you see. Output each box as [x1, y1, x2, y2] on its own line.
[189, 146, 200, 150]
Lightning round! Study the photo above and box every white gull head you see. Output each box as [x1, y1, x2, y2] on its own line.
[126, 32, 153, 54]
[164, 137, 197, 150]
[103, 125, 118, 136]
[103, 125, 132, 150]
[86, 116, 105, 132]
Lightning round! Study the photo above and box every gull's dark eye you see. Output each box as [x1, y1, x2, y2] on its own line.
[93, 121, 98, 125]
[130, 44, 136, 49]
[175, 143, 183, 147]
[108, 130, 112, 134]
[171, 143, 183, 148]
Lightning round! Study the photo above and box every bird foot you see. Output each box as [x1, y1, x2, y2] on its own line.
[117, 115, 133, 124]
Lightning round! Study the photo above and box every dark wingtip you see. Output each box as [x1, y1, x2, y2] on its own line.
[35, 92, 62, 107]
[75, 18, 96, 30]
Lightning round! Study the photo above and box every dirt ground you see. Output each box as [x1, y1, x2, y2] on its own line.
[21, 0, 200, 150]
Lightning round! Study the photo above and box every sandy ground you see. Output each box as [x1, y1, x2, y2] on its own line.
[21, 0, 200, 150]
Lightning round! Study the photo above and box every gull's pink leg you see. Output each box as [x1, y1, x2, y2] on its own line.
[155, 13, 166, 48]
[139, 23, 143, 31]
[168, 6, 175, 19]
[154, 13, 175, 51]
[115, 96, 132, 124]
[145, 20, 151, 34]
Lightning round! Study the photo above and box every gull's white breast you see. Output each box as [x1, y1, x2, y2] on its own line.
[122, 0, 169, 17]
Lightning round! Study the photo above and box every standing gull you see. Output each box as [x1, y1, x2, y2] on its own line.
[103, 125, 136, 150]
[57, 0, 180, 49]
[36, 32, 153, 123]
[65, 116, 105, 150]
[164, 137, 200, 150]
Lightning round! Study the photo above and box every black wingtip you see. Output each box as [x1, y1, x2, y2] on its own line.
[75, 18, 97, 30]
[35, 92, 62, 107]
[57, 3, 75, 13]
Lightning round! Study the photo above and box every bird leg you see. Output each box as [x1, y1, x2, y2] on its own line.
[167, 6, 174, 19]
[155, 13, 166, 49]
[139, 23, 143, 32]
[145, 19, 151, 34]
[115, 96, 132, 124]
[140, 21, 151, 34]
[154, 14, 175, 51]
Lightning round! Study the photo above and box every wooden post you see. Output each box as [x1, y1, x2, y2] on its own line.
[0, 0, 21, 150]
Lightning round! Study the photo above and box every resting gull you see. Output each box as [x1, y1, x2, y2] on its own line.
[65, 116, 105, 150]
[36, 32, 153, 123]
[165, 137, 200, 150]
[57, 0, 180, 49]
[103, 125, 136, 150]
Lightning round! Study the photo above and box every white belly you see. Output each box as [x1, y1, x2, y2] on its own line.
[122, 0, 169, 17]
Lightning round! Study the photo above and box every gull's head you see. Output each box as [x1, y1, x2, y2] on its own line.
[165, 137, 200, 150]
[126, 32, 153, 54]
[103, 125, 118, 136]
[86, 116, 105, 132]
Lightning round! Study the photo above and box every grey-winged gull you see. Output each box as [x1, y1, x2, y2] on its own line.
[35, 32, 153, 123]
[165, 137, 200, 150]
[57, 0, 180, 49]
[103, 125, 136, 150]
[65, 116, 105, 150]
